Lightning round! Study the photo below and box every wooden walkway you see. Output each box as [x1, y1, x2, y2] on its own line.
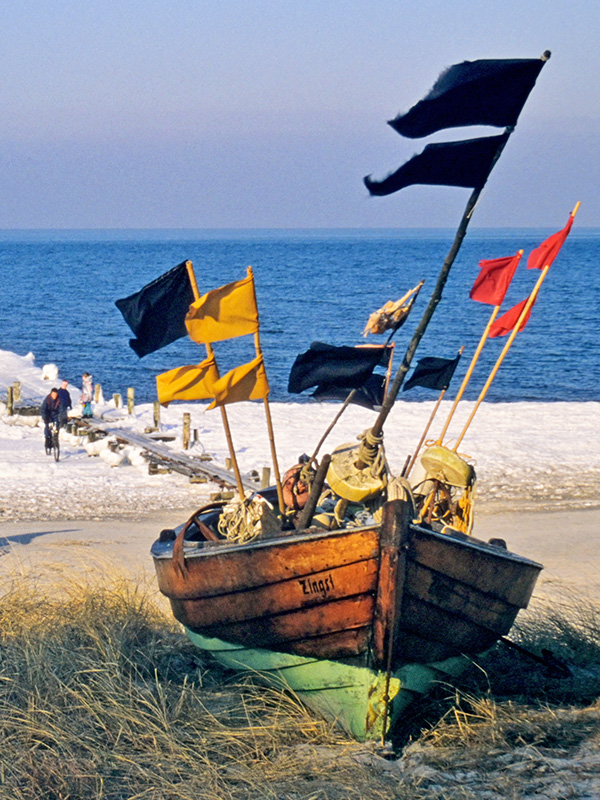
[80, 420, 257, 492]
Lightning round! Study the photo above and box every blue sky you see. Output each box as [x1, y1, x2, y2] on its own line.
[2, 1, 598, 228]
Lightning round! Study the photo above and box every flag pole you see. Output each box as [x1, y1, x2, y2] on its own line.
[356, 181, 500, 467]
[355, 50, 552, 471]
[453, 202, 580, 450]
[185, 261, 247, 500]
[436, 251, 523, 444]
[246, 267, 286, 514]
[404, 346, 464, 478]
[309, 390, 357, 465]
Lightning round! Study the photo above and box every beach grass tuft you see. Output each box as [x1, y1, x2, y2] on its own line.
[1, 567, 600, 799]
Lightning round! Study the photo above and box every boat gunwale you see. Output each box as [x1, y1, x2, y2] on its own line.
[151, 516, 543, 570]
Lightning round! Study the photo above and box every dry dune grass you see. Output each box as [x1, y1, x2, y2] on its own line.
[0, 565, 410, 800]
[1, 565, 600, 800]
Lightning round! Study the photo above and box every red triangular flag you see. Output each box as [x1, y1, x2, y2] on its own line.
[489, 297, 534, 338]
[527, 215, 574, 270]
[469, 252, 521, 306]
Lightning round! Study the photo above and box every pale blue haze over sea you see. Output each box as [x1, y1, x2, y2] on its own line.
[1, 228, 598, 405]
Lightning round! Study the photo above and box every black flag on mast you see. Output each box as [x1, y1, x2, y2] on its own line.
[364, 54, 548, 197]
[389, 58, 545, 138]
[115, 261, 194, 358]
[288, 342, 390, 394]
[364, 133, 508, 196]
[403, 353, 462, 393]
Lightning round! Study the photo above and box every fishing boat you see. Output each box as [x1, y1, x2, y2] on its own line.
[116, 51, 560, 739]
[151, 487, 542, 740]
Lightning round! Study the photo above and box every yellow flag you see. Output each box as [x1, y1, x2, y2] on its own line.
[185, 274, 259, 344]
[207, 354, 269, 410]
[156, 355, 219, 406]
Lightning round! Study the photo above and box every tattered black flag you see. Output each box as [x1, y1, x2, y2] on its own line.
[389, 58, 545, 139]
[364, 133, 508, 197]
[288, 342, 389, 394]
[403, 353, 462, 393]
[115, 261, 194, 358]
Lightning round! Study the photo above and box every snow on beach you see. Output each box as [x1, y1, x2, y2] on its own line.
[1, 348, 599, 522]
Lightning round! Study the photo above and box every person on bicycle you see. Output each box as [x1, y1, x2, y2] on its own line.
[41, 388, 61, 451]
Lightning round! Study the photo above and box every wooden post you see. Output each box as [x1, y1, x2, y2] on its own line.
[182, 412, 191, 450]
[7, 386, 14, 416]
[153, 401, 161, 429]
[94, 383, 102, 403]
[225, 457, 232, 470]
[12, 381, 21, 403]
[261, 466, 271, 489]
[113, 393, 121, 409]
[127, 387, 135, 415]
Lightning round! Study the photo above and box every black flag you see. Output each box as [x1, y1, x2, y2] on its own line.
[364, 133, 507, 197]
[389, 58, 545, 139]
[311, 373, 387, 411]
[115, 261, 194, 358]
[288, 343, 389, 394]
[403, 354, 461, 393]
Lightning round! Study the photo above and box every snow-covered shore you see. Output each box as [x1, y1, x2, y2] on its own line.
[1, 348, 599, 522]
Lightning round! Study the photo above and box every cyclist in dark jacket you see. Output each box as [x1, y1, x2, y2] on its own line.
[41, 388, 61, 450]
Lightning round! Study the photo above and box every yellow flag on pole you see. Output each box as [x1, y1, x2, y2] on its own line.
[185, 274, 259, 344]
[156, 355, 219, 406]
[207, 354, 269, 410]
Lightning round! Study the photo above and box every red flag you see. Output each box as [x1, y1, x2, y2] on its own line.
[469, 252, 521, 306]
[489, 297, 534, 338]
[527, 215, 574, 270]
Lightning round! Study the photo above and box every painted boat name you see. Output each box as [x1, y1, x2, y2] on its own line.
[299, 574, 335, 597]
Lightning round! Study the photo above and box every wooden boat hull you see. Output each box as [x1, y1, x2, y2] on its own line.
[152, 499, 542, 738]
[184, 627, 472, 741]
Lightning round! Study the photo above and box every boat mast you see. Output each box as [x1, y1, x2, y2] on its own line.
[356, 50, 551, 469]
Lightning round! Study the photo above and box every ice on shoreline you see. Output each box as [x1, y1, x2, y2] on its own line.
[1, 349, 599, 522]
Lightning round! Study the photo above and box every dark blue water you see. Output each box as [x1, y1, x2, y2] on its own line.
[1, 228, 598, 403]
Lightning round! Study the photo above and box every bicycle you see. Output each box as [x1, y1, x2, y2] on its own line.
[45, 420, 60, 462]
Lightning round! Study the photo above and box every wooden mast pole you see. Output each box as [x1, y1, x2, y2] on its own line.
[355, 184, 495, 468]
[247, 267, 286, 514]
[185, 261, 247, 500]
[436, 251, 523, 444]
[453, 202, 580, 450]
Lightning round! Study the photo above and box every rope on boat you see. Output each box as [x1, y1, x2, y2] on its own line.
[217, 493, 279, 543]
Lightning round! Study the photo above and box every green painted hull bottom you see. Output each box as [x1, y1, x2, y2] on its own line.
[185, 627, 472, 741]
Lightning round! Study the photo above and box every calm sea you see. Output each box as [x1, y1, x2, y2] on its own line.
[0, 228, 598, 404]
